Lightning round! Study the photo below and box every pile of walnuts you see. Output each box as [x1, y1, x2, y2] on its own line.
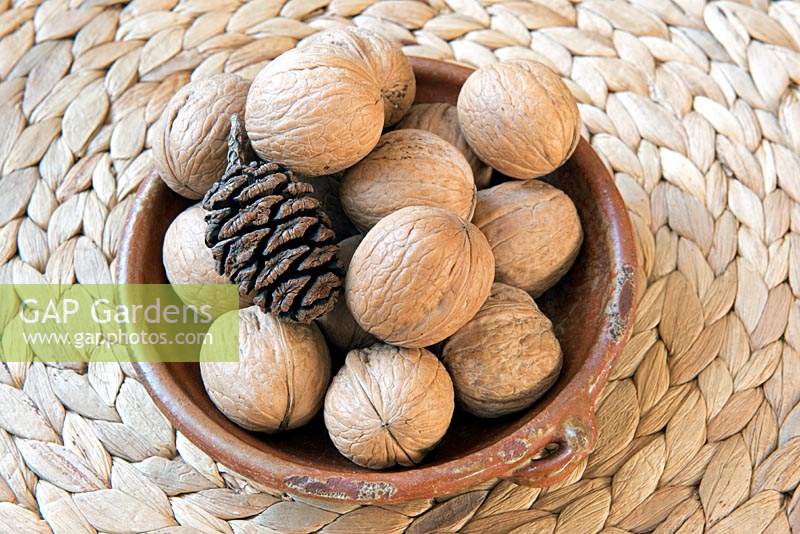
[156, 27, 583, 470]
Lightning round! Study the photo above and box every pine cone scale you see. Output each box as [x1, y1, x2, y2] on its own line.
[205, 173, 248, 207]
[238, 173, 287, 202]
[257, 246, 309, 290]
[277, 217, 315, 243]
[302, 272, 341, 306]
[271, 276, 309, 312]
[276, 197, 320, 219]
[299, 246, 338, 270]
[295, 301, 336, 324]
[311, 223, 336, 243]
[222, 227, 271, 276]
[218, 196, 278, 239]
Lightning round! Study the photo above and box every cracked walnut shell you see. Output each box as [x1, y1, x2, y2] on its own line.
[245, 45, 383, 176]
[154, 74, 250, 199]
[324, 343, 454, 469]
[474, 180, 582, 296]
[200, 306, 330, 433]
[303, 27, 415, 126]
[396, 103, 492, 189]
[346, 206, 494, 348]
[458, 60, 580, 179]
[443, 283, 562, 418]
[340, 129, 476, 232]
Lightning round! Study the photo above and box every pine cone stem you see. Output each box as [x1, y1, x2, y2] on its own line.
[226, 114, 251, 174]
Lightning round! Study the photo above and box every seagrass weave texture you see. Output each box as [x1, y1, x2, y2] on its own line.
[0, 0, 799, 532]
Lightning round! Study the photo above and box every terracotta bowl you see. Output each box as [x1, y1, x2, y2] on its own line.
[118, 57, 638, 504]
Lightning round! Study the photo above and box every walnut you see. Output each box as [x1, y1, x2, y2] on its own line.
[340, 129, 476, 232]
[163, 204, 232, 313]
[457, 60, 580, 179]
[396, 103, 492, 188]
[154, 74, 249, 199]
[303, 27, 415, 126]
[316, 235, 376, 351]
[200, 306, 330, 432]
[346, 206, 494, 347]
[245, 44, 384, 176]
[442, 283, 562, 418]
[473, 180, 581, 297]
[324, 343, 454, 469]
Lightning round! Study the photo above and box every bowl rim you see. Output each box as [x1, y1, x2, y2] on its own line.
[119, 57, 639, 503]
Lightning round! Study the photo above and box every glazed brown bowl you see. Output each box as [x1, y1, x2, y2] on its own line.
[118, 57, 638, 504]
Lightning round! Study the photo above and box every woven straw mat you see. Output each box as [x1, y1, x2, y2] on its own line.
[1, 0, 800, 532]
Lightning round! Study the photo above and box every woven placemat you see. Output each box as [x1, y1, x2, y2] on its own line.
[1, 0, 799, 532]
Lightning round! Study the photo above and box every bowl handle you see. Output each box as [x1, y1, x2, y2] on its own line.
[504, 413, 597, 487]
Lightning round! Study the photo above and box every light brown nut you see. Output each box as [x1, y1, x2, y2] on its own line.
[316, 235, 376, 351]
[154, 74, 250, 199]
[473, 180, 582, 296]
[245, 44, 384, 176]
[324, 343, 454, 469]
[303, 27, 415, 126]
[443, 283, 562, 418]
[346, 206, 494, 348]
[457, 60, 580, 179]
[163, 204, 232, 313]
[200, 306, 330, 433]
[340, 129, 476, 232]
[396, 103, 492, 188]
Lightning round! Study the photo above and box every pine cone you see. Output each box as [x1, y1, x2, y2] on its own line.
[202, 114, 343, 323]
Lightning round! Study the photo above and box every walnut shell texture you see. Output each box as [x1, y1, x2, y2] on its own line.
[442, 283, 562, 418]
[245, 44, 383, 176]
[473, 180, 582, 296]
[163, 204, 233, 313]
[341, 129, 476, 231]
[304, 27, 415, 126]
[458, 60, 580, 179]
[316, 235, 376, 351]
[396, 103, 492, 189]
[324, 343, 454, 469]
[200, 306, 330, 433]
[154, 74, 250, 199]
[347, 206, 494, 348]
